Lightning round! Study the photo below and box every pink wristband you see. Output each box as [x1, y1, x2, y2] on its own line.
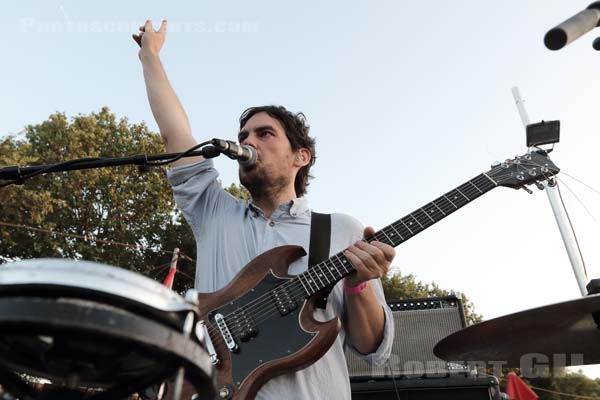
[344, 280, 369, 295]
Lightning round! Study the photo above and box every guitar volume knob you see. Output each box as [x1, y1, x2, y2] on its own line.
[218, 385, 233, 399]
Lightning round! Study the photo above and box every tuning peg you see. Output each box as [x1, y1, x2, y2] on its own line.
[522, 187, 533, 194]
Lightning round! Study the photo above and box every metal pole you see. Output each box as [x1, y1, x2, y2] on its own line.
[511, 87, 588, 296]
[164, 248, 180, 290]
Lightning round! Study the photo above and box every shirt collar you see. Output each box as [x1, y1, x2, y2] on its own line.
[247, 197, 310, 218]
[289, 197, 309, 217]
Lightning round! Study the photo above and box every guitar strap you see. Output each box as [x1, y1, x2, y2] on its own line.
[309, 211, 332, 309]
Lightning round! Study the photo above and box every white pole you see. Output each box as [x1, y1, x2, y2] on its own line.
[511, 87, 588, 296]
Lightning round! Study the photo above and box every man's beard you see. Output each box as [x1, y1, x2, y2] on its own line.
[239, 164, 291, 200]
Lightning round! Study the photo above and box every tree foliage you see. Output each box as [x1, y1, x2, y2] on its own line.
[0, 108, 196, 290]
[502, 370, 600, 400]
[381, 271, 482, 325]
[225, 182, 251, 200]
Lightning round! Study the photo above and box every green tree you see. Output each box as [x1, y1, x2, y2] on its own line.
[502, 370, 600, 400]
[225, 182, 251, 200]
[381, 271, 482, 325]
[0, 108, 196, 288]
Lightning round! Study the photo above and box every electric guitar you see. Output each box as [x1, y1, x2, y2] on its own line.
[195, 150, 560, 399]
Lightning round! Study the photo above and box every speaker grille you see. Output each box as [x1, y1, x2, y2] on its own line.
[347, 296, 467, 378]
[350, 376, 501, 400]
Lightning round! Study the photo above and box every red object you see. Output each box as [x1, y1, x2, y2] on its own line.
[343, 279, 369, 295]
[506, 372, 538, 400]
[163, 268, 177, 289]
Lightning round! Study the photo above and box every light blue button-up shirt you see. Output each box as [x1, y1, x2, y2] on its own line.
[167, 159, 393, 400]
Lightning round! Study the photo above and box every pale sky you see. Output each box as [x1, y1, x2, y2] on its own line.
[2, 0, 600, 377]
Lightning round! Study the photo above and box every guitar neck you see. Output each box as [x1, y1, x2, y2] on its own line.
[294, 172, 498, 298]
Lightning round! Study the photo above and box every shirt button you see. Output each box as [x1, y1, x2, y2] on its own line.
[269, 221, 275, 227]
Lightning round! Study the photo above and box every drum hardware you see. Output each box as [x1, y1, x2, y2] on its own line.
[0, 259, 215, 400]
[172, 312, 195, 400]
[433, 293, 600, 368]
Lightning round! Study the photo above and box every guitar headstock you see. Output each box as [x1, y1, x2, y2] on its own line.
[489, 151, 560, 189]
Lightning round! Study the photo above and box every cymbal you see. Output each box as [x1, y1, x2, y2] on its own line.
[433, 294, 600, 368]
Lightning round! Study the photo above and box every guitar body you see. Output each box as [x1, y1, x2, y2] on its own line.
[197, 245, 341, 399]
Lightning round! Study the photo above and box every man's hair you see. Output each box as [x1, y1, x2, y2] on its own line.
[239, 105, 316, 197]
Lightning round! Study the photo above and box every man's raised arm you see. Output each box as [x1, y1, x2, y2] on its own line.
[133, 20, 203, 167]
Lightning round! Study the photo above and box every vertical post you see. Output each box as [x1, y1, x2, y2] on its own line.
[511, 87, 588, 296]
[164, 248, 180, 290]
[173, 311, 195, 400]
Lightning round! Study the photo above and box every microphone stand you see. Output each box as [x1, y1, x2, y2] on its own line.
[0, 144, 221, 187]
[511, 87, 589, 296]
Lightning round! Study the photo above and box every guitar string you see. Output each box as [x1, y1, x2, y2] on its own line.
[205, 159, 552, 340]
[207, 169, 552, 342]
[221, 172, 498, 336]
[203, 159, 547, 339]
[213, 170, 494, 328]
[208, 167, 508, 338]
[203, 158, 555, 339]
[224, 156, 559, 338]
[197, 170, 514, 347]
[203, 253, 352, 339]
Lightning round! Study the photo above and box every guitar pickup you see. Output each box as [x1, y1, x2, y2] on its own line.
[271, 287, 298, 316]
[214, 313, 238, 352]
[234, 310, 258, 342]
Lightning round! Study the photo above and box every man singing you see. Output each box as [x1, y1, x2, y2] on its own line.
[134, 20, 395, 400]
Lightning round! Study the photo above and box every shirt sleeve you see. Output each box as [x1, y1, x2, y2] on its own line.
[345, 278, 394, 366]
[166, 159, 240, 238]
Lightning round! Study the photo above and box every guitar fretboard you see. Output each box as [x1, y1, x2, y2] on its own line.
[291, 172, 498, 299]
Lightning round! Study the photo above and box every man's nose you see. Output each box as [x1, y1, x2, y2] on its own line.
[240, 133, 257, 147]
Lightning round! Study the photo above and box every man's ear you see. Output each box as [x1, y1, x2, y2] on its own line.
[294, 148, 311, 167]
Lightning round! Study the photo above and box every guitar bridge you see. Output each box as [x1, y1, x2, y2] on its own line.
[197, 320, 219, 365]
[215, 313, 238, 352]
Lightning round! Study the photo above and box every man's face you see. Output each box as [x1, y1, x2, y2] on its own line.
[237, 112, 297, 196]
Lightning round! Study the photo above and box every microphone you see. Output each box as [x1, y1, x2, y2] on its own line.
[544, 2, 600, 50]
[211, 139, 257, 167]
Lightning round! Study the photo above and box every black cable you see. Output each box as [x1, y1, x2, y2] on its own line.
[146, 262, 173, 278]
[174, 269, 195, 283]
[145, 140, 213, 166]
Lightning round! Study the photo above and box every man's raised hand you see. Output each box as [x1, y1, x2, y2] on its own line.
[132, 20, 167, 59]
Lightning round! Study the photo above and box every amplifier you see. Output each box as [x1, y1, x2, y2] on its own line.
[346, 295, 467, 379]
[351, 375, 502, 400]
